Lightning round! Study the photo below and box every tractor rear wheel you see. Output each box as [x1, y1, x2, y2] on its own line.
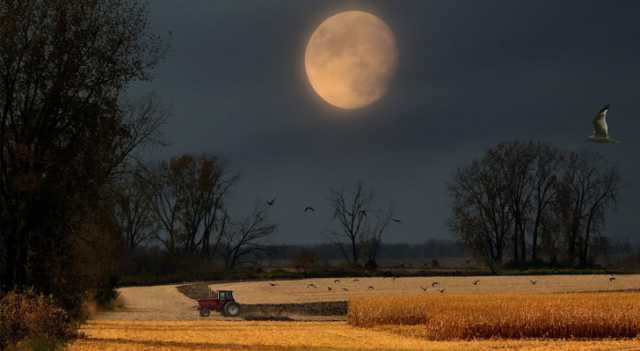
[224, 302, 240, 317]
[199, 308, 210, 317]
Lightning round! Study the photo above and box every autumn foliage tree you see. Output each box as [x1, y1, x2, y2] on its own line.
[0, 0, 165, 312]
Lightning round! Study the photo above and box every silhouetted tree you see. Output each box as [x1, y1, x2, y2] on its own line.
[328, 181, 393, 266]
[149, 154, 237, 256]
[449, 157, 511, 272]
[222, 202, 276, 269]
[0, 0, 165, 309]
[529, 143, 562, 262]
[329, 181, 373, 265]
[449, 142, 620, 270]
[112, 165, 158, 252]
[362, 206, 394, 268]
[556, 151, 620, 267]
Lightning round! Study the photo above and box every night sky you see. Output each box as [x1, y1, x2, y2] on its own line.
[133, 1, 640, 244]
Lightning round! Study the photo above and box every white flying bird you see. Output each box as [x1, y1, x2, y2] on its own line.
[588, 104, 620, 143]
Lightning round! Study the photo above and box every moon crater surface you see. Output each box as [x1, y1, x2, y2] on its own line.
[305, 11, 397, 110]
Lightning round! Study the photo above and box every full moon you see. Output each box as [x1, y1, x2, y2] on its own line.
[305, 11, 397, 110]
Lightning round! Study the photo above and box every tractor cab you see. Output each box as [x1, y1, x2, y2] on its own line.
[216, 290, 234, 302]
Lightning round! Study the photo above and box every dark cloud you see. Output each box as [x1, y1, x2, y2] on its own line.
[138, 0, 640, 244]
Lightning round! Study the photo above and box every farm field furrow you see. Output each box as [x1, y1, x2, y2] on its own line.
[207, 274, 640, 304]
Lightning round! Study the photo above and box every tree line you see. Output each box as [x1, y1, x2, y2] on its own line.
[449, 142, 620, 271]
[116, 172, 400, 271]
[115, 155, 276, 269]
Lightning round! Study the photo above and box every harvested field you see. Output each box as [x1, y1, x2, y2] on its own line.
[68, 320, 640, 351]
[348, 292, 640, 339]
[205, 274, 640, 305]
[75, 276, 640, 350]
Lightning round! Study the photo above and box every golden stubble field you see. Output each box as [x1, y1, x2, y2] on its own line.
[68, 320, 640, 351]
[67, 274, 640, 351]
[207, 274, 640, 304]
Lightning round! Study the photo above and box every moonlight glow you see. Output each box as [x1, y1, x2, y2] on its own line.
[305, 11, 397, 110]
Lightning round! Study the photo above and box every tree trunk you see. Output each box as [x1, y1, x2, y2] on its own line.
[512, 231, 519, 264]
[581, 210, 596, 267]
[351, 238, 358, 264]
[519, 224, 526, 265]
[4, 230, 17, 289]
[15, 229, 28, 289]
[531, 210, 541, 261]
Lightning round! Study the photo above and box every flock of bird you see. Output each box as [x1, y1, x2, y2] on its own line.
[261, 105, 619, 234]
[265, 274, 619, 294]
[267, 196, 402, 223]
[260, 105, 620, 297]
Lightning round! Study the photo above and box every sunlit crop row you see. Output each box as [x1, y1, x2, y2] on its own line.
[348, 293, 640, 339]
[68, 319, 640, 351]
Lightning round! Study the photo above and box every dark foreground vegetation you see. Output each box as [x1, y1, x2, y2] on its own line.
[0, 0, 165, 348]
[0, 291, 77, 350]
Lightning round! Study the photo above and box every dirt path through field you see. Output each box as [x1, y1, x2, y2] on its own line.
[96, 284, 203, 320]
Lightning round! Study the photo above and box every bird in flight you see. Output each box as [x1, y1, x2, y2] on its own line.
[391, 218, 401, 223]
[420, 286, 428, 292]
[472, 280, 480, 286]
[304, 206, 315, 212]
[609, 275, 616, 282]
[530, 279, 537, 285]
[267, 197, 276, 206]
[588, 104, 620, 144]
[431, 281, 439, 287]
[269, 282, 277, 287]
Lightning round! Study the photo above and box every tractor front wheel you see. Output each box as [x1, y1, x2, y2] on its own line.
[199, 308, 210, 317]
[224, 302, 240, 317]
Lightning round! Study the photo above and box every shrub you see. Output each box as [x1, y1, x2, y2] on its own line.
[94, 275, 119, 307]
[431, 259, 440, 268]
[291, 250, 319, 273]
[0, 291, 76, 349]
[6, 337, 65, 351]
[364, 259, 378, 271]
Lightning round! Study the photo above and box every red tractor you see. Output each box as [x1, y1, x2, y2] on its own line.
[196, 289, 241, 317]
